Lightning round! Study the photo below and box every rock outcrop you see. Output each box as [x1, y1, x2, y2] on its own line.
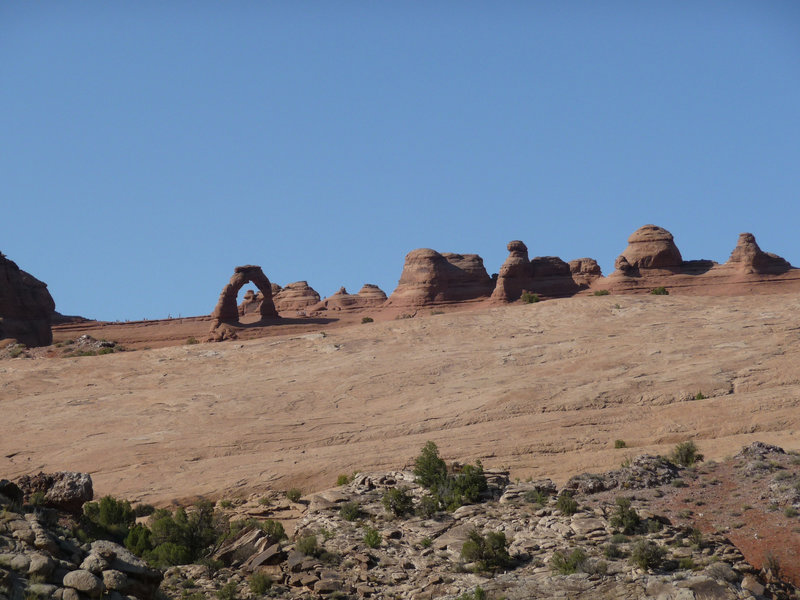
[726, 233, 792, 274]
[15, 472, 93, 514]
[386, 249, 493, 306]
[312, 285, 388, 311]
[615, 224, 683, 272]
[210, 265, 278, 325]
[491, 242, 601, 302]
[273, 281, 321, 313]
[0, 252, 55, 347]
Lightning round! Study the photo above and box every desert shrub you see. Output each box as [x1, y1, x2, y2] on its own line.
[414, 441, 448, 488]
[413, 441, 487, 512]
[694, 391, 706, 400]
[614, 439, 627, 449]
[521, 291, 540, 304]
[216, 581, 237, 600]
[382, 487, 414, 517]
[678, 557, 695, 570]
[461, 529, 511, 572]
[286, 488, 302, 503]
[339, 501, 362, 521]
[550, 547, 587, 574]
[630, 539, 665, 571]
[651, 286, 669, 295]
[134, 503, 155, 517]
[259, 519, 286, 543]
[456, 587, 486, 600]
[421, 537, 432, 548]
[671, 441, 704, 467]
[186, 337, 199, 345]
[248, 572, 272, 594]
[764, 551, 781, 577]
[604, 543, 623, 559]
[593, 289, 610, 296]
[784, 506, 798, 518]
[83, 496, 136, 540]
[146, 542, 192, 567]
[671, 478, 687, 488]
[361, 317, 374, 324]
[336, 474, 351, 486]
[296, 534, 318, 556]
[124, 524, 152, 555]
[609, 497, 641, 535]
[219, 500, 233, 509]
[610, 533, 629, 544]
[363, 527, 381, 549]
[556, 491, 578, 516]
[688, 528, 704, 548]
[524, 489, 548, 507]
[416, 494, 440, 519]
[143, 500, 218, 566]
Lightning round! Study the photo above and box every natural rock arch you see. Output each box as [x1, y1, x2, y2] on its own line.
[211, 265, 278, 324]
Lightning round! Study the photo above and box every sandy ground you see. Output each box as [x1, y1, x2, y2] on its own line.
[2, 294, 800, 507]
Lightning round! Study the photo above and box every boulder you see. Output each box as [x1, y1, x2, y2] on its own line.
[0, 252, 55, 347]
[615, 225, 683, 272]
[16, 472, 93, 514]
[62, 569, 104, 597]
[725, 233, 791, 274]
[273, 281, 321, 313]
[0, 479, 23, 506]
[386, 249, 493, 306]
[569, 258, 602, 286]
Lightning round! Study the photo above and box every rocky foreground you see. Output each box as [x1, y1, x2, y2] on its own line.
[2, 442, 799, 600]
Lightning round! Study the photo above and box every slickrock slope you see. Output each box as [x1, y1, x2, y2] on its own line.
[3, 294, 800, 509]
[0, 252, 55, 347]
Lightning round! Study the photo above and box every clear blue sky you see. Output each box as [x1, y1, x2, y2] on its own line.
[3, 2, 799, 321]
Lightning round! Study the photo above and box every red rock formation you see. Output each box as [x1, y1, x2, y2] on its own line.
[616, 224, 683, 272]
[312, 284, 388, 311]
[726, 233, 791, 274]
[0, 252, 55, 346]
[273, 281, 321, 313]
[386, 249, 493, 306]
[211, 265, 278, 324]
[492, 242, 602, 302]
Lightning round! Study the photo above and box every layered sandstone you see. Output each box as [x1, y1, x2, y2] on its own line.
[386, 249, 493, 306]
[273, 281, 321, 313]
[616, 224, 683, 272]
[0, 252, 55, 346]
[726, 233, 792, 274]
[312, 284, 387, 311]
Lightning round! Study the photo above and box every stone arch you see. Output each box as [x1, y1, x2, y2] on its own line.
[211, 265, 279, 324]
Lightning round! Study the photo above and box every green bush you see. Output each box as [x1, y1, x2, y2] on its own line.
[124, 524, 152, 555]
[414, 441, 448, 488]
[412, 442, 488, 512]
[609, 498, 641, 535]
[382, 488, 414, 517]
[524, 489, 548, 507]
[363, 527, 381, 549]
[651, 286, 669, 295]
[248, 572, 272, 594]
[296, 534, 318, 556]
[461, 529, 511, 572]
[593, 289, 610, 296]
[146, 542, 192, 567]
[286, 488, 302, 503]
[339, 501, 362, 521]
[134, 503, 155, 517]
[784, 506, 798, 518]
[521, 291, 540, 304]
[82, 496, 136, 541]
[336, 474, 351, 486]
[361, 317, 374, 324]
[550, 548, 587, 574]
[186, 337, 199, 345]
[416, 494, 440, 519]
[671, 441, 704, 467]
[678, 557, 695, 570]
[694, 391, 706, 400]
[630, 539, 665, 571]
[604, 543, 623, 559]
[556, 491, 578, 516]
[614, 439, 627, 449]
[456, 587, 487, 600]
[216, 581, 237, 600]
[142, 500, 218, 566]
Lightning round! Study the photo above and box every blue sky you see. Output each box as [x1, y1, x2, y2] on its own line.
[2, 2, 799, 321]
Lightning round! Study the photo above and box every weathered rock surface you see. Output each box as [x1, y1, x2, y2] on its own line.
[15, 472, 93, 514]
[725, 232, 792, 274]
[0, 252, 55, 347]
[210, 265, 278, 324]
[491, 242, 601, 302]
[312, 284, 388, 312]
[387, 248, 494, 307]
[615, 224, 683, 272]
[272, 281, 321, 313]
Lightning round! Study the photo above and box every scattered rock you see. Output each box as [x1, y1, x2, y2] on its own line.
[16, 472, 93, 514]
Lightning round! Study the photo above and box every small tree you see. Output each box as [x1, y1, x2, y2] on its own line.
[461, 529, 512, 572]
[382, 487, 414, 517]
[671, 441, 704, 467]
[414, 441, 448, 488]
